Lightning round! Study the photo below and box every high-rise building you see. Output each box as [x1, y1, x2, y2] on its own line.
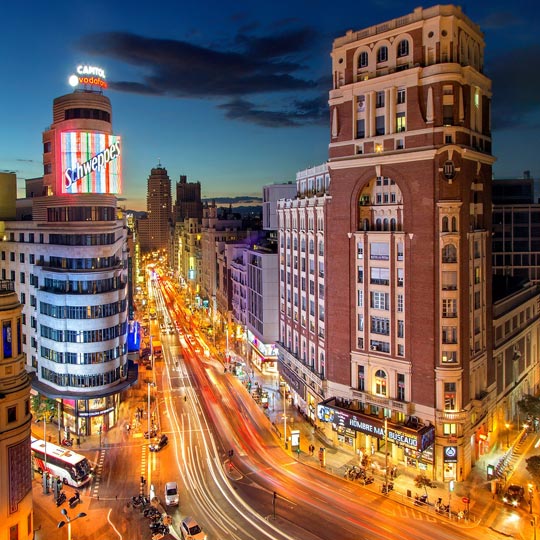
[0, 281, 33, 540]
[0, 67, 134, 437]
[144, 165, 172, 252]
[174, 175, 203, 223]
[279, 5, 495, 481]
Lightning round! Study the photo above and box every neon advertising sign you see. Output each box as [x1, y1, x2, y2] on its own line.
[68, 65, 107, 89]
[60, 131, 122, 194]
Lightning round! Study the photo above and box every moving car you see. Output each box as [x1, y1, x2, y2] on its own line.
[180, 516, 207, 540]
[503, 484, 524, 507]
[164, 481, 179, 506]
[149, 434, 168, 452]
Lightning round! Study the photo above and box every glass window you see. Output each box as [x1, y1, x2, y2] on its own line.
[376, 116, 385, 135]
[359, 51, 368, 68]
[377, 46, 388, 63]
[396, 112, 406, 132]
[375, 369, 387, 395]
[397, 40, 409, 57]
[358, 365, 365, 390]
[397, 88, 406, 104]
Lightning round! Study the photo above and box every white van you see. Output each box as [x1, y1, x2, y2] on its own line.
[164, 481, 179, 506]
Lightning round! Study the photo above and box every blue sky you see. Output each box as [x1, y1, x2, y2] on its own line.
[2, 0, 539, 211]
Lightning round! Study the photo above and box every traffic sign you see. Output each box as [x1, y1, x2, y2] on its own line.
[462, 497, 470, 504]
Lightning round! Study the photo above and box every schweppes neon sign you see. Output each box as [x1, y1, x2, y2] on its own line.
[60, 132, 122, 195]
[64, 141, 120, 189]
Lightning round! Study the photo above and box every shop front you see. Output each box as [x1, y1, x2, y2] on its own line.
[317, 398, 435, 473]
[246, 330, 278, 374]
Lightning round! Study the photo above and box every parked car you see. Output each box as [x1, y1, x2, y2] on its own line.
[180, 516, 207, 539]
[503, 484, 524, 507]
[149, 434, 168, 452]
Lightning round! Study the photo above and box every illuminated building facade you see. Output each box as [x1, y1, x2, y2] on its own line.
[0, 70, 134, 437]
[279, 6, 497, 481]
[0, 281, 33, 540]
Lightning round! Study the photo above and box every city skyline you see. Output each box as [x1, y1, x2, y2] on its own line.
[2, 0, 539, 211]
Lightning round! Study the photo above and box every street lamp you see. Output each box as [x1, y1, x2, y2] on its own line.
[57, 508, 87, 540]
[529, 483, 534, 514]
[384, 416, 389, 494]
[505, 423, 510, 448]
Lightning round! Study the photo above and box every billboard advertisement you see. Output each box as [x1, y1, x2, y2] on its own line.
[60, 131, 122, 194]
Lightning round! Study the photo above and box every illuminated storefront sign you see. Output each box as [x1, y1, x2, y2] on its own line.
[68, 65, 107, 89]
[317, 400, 435, 451]
[60, 131, 122, 194]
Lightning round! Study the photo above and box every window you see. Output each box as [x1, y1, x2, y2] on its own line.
[397, 294, 404, 312]
[397, 268, 404, 287]
[442, 299, 457, 318]
[359, 51, 368, 68]
[442, 351, 457, 363]
[397, 373, 405, 401]
[358, 314, 364, 331]
[357, 243, 363, 259]
[358, 365, 365, 391]
[357, 119, 365, 139]
[371, 316, 390, 335]
[375, 369, 387, 395]
[442, 271, 457, 290]
[371, 291, 389, 310]
[444, 382, 456, 410]
[370, 267, 389, 286]
[396, 112, 406, 132]
[397, 320, 404, 338]
[376, 91, 385, 108]
[7, 406, 17, 423]
[442, 326, 458, 344]
[397, 40, 409, 57]
[370, 242, 389, 260]
[397, 88, 406, 104]
[443, 423, 457, 435]
[443, 104, 453, 125]
[442, 244, 457, 263]
[358, 289, 363, 307]
[10, 252, 15, 262]
[376, 116, 385, 136]
[377, 46, 388, 63]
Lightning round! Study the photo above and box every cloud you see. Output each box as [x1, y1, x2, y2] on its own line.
[479, 11, 523, 29]
[218, 95, 327, 128]
[76, 28, 327, 128]
[488, 43, 540, 130]
[78, 29, 317, 96]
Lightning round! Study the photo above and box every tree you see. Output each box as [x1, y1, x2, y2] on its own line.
[517, 394, 540, 419]
[526, 456, 540, 485]
[414, 474, 434, 496]
[31, 395, 57, 422]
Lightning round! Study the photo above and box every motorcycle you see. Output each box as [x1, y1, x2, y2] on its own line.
[361, 475, 374, 485]
[55, 492, 67, 507]
[61, 438, 73, 447]
[68, 491, 80, 508]
[435, 497, 450, 514]
[414, 493, 428, 506]
[381, 482, 394, 494]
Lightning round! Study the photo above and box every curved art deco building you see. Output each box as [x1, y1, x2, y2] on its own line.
[0, 84, 135, 437]
[0, 281, 33, 540]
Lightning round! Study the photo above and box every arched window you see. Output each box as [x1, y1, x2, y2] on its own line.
[390, 218, 397, 231]
[383, 218, 389, 231]
[293, 237, 298, 250]
[397, 40, 409, 57]
[377, 46, 388, 63]
[309, 239, 314, 254]
[375, 369, 387, 396]
[363, 219, 370, 231]
[451, 217, 457, 232]
[359, 51, 368, 68]
[442, 244, 457, 263]
[442, 216, 449, 232]
[376, 218, 382, 231]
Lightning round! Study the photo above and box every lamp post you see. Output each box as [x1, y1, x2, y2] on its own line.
[57, 509, 87, 540]
[505, 423, 510, 448]
[384, 416, 389, 494]
[529, 484, 534, 514]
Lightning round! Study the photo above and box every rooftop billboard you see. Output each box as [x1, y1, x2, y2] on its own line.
[60, 131, 122, 194]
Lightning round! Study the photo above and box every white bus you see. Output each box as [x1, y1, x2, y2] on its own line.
[31, 437, 93, 487]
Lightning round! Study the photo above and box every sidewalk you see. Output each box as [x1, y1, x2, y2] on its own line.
[243, 367, 529, 529]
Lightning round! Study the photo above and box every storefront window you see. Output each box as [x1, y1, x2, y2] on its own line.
[375, 369, 387, 396]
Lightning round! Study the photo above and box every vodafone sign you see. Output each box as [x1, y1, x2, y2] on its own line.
[68, 65, 107, 89]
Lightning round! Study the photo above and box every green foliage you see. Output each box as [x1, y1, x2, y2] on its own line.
[526, 456, 540, 483]
[517, 394, 540, 418]
[31, 395, 57, 421]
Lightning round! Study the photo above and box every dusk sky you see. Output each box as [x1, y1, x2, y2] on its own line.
[2, 0, 539, 211]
